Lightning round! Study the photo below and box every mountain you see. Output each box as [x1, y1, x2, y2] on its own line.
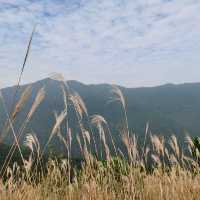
[1, 78, 200, 153]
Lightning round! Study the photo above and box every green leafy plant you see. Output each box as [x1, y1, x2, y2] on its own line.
[192, 137, 200, 160]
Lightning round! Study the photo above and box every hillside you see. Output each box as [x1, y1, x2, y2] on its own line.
[1, 79, 200, 149]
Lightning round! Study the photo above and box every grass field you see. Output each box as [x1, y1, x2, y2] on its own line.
[0, 75, 200, 200]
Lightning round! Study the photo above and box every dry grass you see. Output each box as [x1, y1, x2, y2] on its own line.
[1, 163, 200, 200]
[0, 78, 200, 200]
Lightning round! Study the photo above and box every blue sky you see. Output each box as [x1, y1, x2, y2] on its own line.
[0, 0, 200, 87]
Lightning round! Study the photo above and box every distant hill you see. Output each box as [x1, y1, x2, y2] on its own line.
[1, 78, 200, 153]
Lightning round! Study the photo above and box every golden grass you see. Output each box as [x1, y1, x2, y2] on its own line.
[1, 164, 200, 200]
[0, 77, 200, 200]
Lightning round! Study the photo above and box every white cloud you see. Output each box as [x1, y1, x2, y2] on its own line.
[0, 0, 200, 87]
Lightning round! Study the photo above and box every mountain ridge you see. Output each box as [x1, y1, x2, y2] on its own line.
[1, 78, 200, 151]
[3, 77, 200, 90]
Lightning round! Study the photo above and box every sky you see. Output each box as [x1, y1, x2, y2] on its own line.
[0, 0, 200, 88]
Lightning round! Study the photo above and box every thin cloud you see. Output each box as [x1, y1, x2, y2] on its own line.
[0, 0, 200, 87]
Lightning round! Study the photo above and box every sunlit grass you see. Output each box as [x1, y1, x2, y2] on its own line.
[0, 76, 200, 200]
